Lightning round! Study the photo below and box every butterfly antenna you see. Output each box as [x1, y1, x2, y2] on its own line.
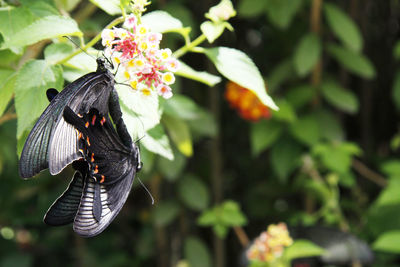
[137, 177, 155, 205]
[63, 36, 96, 61]
[102, 51, 114, 69]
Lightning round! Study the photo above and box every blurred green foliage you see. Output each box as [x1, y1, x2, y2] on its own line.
[0, 0, 399, 266]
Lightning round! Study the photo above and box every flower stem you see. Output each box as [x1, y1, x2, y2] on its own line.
[172, 34, 207, 59]
[56, 16, 125, 65]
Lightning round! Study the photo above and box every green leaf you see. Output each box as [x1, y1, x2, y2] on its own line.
[200, 21, 226, 43]
[184, 237, 212, 267]
[264, 0, 303, 29]
[14, 60, 63, 138]
[312, 142, 361, 173]
[187, 109, 217, 138]
[152, 201, 180, 226]
[175, 61, 221, 87]
[0, 49, 20, 68]
[44, 42, 74, 65]
[315, 109, 344, 141]
[267, 59, 295, 92]
[54, 0, 82, 12]
[141, 124, 174, 160]
[162, 114, 193, 157]
[394, 41, 400, 61]
[0, 7, 35, 53]
[197, 200, 247, 237]
[284, 240, 324, 261]
[250, 120, 283, 156]
[117, 85, 160, 139]
[178, 174, 210, 211]
[321, 80, 359, 114]
[157, 150, 186, 181]
[373, 231, 400, 254]
[162, 94, 202, 120]
[271, 137, 302, 182]
[286, 85, 315, 109]
[0, 69, 16, 117]
[381, 160, 400, 177]
[219, 201, 247, 226]
[272, 99, 296, 122]
[371, 179, 400, 207]
[293, 33, 321, 77]
[142, 11, 184, 33]
[327, 43, 376, 79]
[197, 209, 217, 225]
[324, 3, 363, 52]
[392, 70, 400, 111]
[2, 16, 82, 49]
[290, 115, 321, 146]
[204, 47, 278, 110]
[238, 0, 267, 18]
[26, 1, 60, 17]
[89, 0, 121, 15]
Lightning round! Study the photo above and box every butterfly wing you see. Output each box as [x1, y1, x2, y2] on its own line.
[43, 160, 88, 226]
[63, 106, 139, 237]
[19, 75, 97, 178]
[19, 69, 115, 178]
[73, 169, 135, 237]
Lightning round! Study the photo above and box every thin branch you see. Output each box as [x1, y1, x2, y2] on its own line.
[352, 158, 388, 187]
[0, 113, 17, 125]
[56, 16, 125, 65]
[233, 226, 250, 248]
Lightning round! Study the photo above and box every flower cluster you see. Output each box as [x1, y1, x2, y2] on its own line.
[224, 81, 271, 121]
[101, 14, 179, 99]
[247, 223, 293, 262]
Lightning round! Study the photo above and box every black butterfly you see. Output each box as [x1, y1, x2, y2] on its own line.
[19, 58, 130, 178]
[43, 106, 141, 237]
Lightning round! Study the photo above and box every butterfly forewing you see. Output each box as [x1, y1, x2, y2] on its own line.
[19, 60, 115, 178]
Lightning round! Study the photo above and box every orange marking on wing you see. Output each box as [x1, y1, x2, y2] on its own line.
[100, 175, 105, 183]
[77, 113, 83, 118]
[86, 136, 91, 146]
[91, 153, 95, 162]
[91, 115, 96, 126]
[85, 121, 89, 128]
[100, 117, 106, 126]
[78, 132, 83, 139]
[94, 165, 98, 174]
[78, 149, 84, 154]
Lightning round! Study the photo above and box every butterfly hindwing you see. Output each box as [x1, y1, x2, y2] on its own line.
[73, 169, 135, 237]
[43, 161, 87, 226]
[63, 106, 139, 237]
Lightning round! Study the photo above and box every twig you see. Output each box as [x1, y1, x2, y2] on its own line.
[0, 113, 17, 125]
[73, 2, 98, 24]
[352, 158, 387, 187]
[310, 0, 323, 105]
[233, 226, 250, 248]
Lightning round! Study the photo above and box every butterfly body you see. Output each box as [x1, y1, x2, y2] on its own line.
[43, 106, 140, 237]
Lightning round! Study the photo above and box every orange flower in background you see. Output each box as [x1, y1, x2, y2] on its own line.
[247, 222, 293, 262]
[224, 82, 271, 121]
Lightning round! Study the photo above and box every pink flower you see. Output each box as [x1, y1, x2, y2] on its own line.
[157, 84, 173, 99]
[123, 14, 138, 30]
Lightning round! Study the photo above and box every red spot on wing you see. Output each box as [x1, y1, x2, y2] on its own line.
[100, 117, 106, 126]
